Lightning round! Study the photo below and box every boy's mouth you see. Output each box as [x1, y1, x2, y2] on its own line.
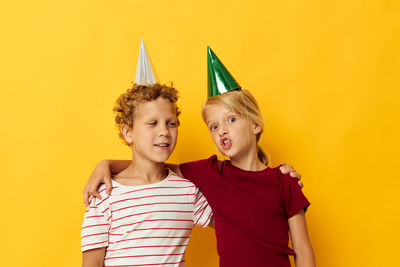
[154, 143, 170, 149]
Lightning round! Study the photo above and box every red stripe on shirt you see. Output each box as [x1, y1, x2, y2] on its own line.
[126, 227, 192, 233]
[82, 223, 109, 229]
[86, 215, 106, 219]
[202, 212, 213, 227]
[99, 186, 118, 194]
[97, 195, 110, 206]
[82, 240, 108, 247]
[194, 201, 205, 216]
[195, 202, 207, 225]
[85, 206, 98, 213]
[112, 210, 193, 222]
[106, 244, 186, 252]
[121, 186, 195, 196]
[193, 194, 205, 206]
[168, 179, 192, 182]
[109, 236, 190, 244]
[104, 260, 184, 267]
[110, 219, 193, 231]
[81, 232, 108, 239]
[102, 207, 110, 214]
[112, 202, 193, 214]
[105, 253, 184, 260]
[110, 194, 195, 205]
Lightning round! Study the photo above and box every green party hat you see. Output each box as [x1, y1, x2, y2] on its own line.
[207, 46, 241, 97]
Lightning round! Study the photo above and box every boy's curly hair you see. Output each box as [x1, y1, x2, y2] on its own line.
[114, 83, 180, 146]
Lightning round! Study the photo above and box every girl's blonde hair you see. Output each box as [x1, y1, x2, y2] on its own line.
[201, 90, 269, 166]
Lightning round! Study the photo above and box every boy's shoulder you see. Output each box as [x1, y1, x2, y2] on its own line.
[167, 169, 197, 187]
[86, 183, 111, 209]
[97, 183, 109, 197]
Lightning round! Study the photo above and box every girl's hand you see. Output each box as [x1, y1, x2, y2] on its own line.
[83, 160, 113, 207]
[279, 163, 304, 188]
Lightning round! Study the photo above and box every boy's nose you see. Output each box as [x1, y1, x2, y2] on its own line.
[158, 125, 169, 136]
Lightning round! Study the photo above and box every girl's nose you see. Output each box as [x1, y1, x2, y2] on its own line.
[218, 125, 228, 136]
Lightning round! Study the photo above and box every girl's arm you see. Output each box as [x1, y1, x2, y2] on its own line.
[82, 247, 106, 267]
[288, 209, 316, 267]
[83, 160, 130, 206]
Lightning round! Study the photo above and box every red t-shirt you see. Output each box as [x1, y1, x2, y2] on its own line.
[180, 155, 310, 267]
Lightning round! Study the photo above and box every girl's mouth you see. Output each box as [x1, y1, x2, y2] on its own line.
[220, 138, 232, 150]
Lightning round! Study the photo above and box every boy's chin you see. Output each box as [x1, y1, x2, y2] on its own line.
[152, 154, 173, 164]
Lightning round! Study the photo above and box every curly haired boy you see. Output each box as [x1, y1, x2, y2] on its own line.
[81, 83, 212, 267]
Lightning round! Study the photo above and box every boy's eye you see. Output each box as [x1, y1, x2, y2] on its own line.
[148, 121, 157, 125]
[168, 119, 180, 127]
[228, 117, 236, 123]
[210, 125, 218, 131]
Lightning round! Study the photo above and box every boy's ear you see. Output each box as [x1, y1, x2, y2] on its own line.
[121, 124, 133, 145]
[252, 123, 262, 135]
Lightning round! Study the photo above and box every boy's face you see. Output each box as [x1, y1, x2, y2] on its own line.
[124, 97, 179, 165]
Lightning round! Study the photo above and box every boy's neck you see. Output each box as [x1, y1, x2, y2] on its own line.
[114, 157, 168, 185]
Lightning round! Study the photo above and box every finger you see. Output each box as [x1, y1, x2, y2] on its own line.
[90, 191, 102, 200]
[105, 176, 113, 195]
[279, 165, 292, 174]
[281, 162, 286, 165]
[88, 195, 93, 205]
[83, 190, 90, 207]
[298, 181, 304, 189]
[290, 171, 301, 180]
[284, 164, 295, 172]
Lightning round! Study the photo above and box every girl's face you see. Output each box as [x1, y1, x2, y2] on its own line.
[204, 103, 261, 161]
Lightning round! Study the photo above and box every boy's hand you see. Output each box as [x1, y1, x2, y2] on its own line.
[279, 163, 304, 188]
[83, 161, 113, 207]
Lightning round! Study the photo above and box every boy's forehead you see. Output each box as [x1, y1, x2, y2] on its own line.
[136, 98, 177, 117]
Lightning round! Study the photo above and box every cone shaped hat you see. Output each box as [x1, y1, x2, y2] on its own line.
[207, 46, 240, 97]
[135, 39, 156, 84]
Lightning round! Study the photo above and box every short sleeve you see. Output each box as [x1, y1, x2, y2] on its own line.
[81, 189, 111, 252]
[179, 155, 217, 186]
[278, 170, 310, 219]
[192, 187, 213, 227]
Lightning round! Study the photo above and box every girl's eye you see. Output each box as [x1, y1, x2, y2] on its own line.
[148, 121, 157, 125]
[169, 122, 177, 127]
[228, 117, 236, 123]
[210, 125, 218, 131]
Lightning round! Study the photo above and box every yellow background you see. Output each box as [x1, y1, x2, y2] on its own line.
[1, 0, 399, 266]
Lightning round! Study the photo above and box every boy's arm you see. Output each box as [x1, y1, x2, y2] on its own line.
[279, 163, 303, 188]
[208, 217, 215, 228]
[83, 160, 130, 206]
[164, 163, 182, 176]
[288, 209, 316, 267]
[82, 247, 106, 267]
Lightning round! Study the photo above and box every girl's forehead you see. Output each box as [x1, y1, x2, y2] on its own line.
[205, 104, 237, 120]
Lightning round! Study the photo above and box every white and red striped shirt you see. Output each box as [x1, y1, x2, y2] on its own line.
[81, 170, 212, 267]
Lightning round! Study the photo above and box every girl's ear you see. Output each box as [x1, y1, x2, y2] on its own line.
[253, 123, 262, 135]
[121, 124, 133, 145]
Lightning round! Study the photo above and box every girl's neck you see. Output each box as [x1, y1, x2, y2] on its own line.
[229, 147, 266, 172]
